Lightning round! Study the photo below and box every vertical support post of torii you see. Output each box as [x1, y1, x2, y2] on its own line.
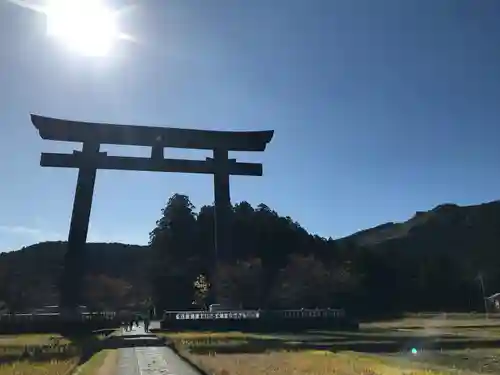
[213, 148, 232, 264]
[60, 141, 100, 312]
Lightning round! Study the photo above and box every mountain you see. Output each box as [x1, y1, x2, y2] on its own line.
[0, 242, 151, 311]
[339, 200, 500, 267]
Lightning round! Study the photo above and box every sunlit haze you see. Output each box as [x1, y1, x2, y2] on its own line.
[7, 0, 127, 56]
[45, 0, 119, 56]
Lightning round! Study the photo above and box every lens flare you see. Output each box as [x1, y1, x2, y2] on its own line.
[45, 0, 118, 56]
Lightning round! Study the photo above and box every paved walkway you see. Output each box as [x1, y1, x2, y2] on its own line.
[116, 324, 200, 375]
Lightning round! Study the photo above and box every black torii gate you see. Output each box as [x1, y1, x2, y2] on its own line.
[31, 114, 274, 311]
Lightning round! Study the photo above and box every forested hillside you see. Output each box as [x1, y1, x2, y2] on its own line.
[1, 195, 499, 317]
[0, 242, 150, 312]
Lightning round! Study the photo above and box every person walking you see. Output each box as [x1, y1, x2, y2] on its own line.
[123, 311, 133, 332]
[144, 314, 150, 333]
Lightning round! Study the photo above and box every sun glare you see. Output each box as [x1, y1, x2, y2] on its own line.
[45, 0, 118, 57]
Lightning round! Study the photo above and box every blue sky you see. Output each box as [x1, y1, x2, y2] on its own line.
[1, 0, 499, 251]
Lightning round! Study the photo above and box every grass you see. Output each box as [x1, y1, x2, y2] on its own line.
[0, 334, 75, 359]
[75, 349, 117, 375]
[164, 313, 500, 375]
[0, 334, 71, 346]
[0, 358, 79, 375]
[190, 351, 453, 375]
[0, 332, 116, 375]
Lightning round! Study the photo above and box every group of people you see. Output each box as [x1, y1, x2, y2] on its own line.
[123, 314, 151, 332]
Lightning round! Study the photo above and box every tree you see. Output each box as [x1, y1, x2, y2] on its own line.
[213, 258, 264, 308]
[193, 274, 211, 309]
[149, 194, 199, 310]
[270, 255, 355, 309]
[149, 194, 198, 260]
[196, 205, 216, 276]
[83, 274, 133, 311]
[5, 193, 500, 319]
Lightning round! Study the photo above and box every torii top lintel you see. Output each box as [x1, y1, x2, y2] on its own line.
[31, 114, 274, 152]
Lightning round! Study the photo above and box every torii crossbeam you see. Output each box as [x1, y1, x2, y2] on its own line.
[31, 114, 274, 311]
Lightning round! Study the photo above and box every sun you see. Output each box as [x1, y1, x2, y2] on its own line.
[45, 0, 119, 57]
[7, 0, 135, 56]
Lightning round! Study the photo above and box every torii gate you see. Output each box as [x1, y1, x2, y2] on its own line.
[31, 114, 274, 311]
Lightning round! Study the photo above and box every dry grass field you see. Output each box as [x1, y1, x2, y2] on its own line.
[190, 351, 452, 375]
[165, 313, 500, 375]
[0, 334, 77, 375]
[0, 332, 115, 375]
[0, 360, 79, 375]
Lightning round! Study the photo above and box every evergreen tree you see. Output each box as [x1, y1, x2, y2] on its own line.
[149, 194, 199, 310]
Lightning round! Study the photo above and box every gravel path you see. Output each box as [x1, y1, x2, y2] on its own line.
[115, 324, 200, 375]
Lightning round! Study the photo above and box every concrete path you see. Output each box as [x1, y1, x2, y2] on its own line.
[116, 324, 200, 375]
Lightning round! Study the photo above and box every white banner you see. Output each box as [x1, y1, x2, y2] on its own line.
[175, 311, 260, 320]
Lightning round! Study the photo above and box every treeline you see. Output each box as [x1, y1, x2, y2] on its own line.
[1, 195, 499, 317]
[0, 242, 151, 312]
[149, 194, 493, 317]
